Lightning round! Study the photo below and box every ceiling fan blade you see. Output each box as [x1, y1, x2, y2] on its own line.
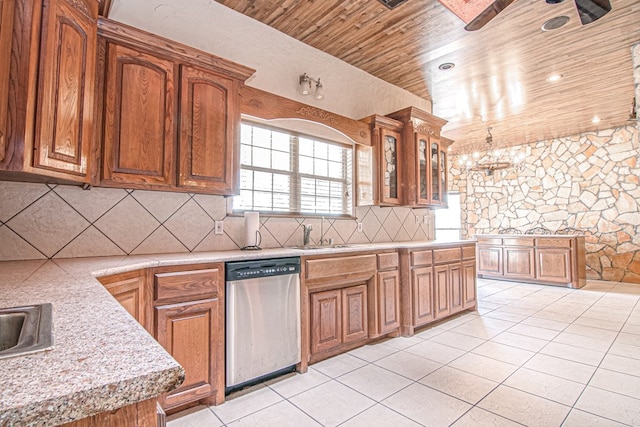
[574, 0, 611, 25]
[464, 0, 516, 31]
[437, 0, 516, 31]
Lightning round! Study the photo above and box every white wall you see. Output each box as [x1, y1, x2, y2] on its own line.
[108, 0, 431, 119]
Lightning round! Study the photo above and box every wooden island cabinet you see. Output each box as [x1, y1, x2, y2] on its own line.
[476, 234, 586, 288]
[399, 242, 476, 336]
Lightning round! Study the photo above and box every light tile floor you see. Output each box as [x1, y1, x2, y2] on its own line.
[168, 278, 640, 427]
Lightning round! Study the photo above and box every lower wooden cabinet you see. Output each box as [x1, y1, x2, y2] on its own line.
[342, 285, 368, 344]
[411, 267, 434, 327]
[310, 285, 368, 355]
[462, 259, 477, 309]
[310, 289, 342, 354]
[476, 235, 586, 288]
[156, 299, 219, 410]
[60, 398, 158, 427]
[98, 269, 153, 334]
[377, 270, 400, 335]
[152, 263, 225, 411]
[400, 243, 477, 336]
[536, 247, 571, 283]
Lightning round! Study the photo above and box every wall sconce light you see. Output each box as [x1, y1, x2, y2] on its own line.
[299, 73, 324, 100]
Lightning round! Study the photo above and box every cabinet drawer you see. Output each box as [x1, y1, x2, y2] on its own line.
[536, 238, 571, 248]
[411, 250, 433, 267]
[461, 245, 476, 260]
[503, 237, 535, 246]
[476, 237, 502, 245]
[305, 255, 377, 281]
[155, 269, 220, 304]
[377, 252, 399, 270]
[433, 248, 461, 264]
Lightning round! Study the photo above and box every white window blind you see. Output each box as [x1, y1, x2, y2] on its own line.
[234, 122, 353, 216]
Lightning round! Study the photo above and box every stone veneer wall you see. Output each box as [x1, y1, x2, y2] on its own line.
[450, 125, 640, 282]
[0, 180, 434, 261]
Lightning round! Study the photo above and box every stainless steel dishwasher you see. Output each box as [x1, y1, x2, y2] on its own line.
[225, 257, 301, 391]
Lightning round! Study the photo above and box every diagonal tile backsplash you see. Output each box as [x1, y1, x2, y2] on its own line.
[0, 180, 434, 261]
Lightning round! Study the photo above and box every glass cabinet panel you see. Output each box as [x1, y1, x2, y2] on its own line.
[440, 148, 447, 205]
[431, 142, 440, 202]
[384, 133, 398, 200]
[419, 138, 428, 201]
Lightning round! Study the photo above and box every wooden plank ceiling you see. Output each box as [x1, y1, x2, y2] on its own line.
[214, 0, 640, 152]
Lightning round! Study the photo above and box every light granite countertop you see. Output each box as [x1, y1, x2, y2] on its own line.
[0, 239, 473, 426]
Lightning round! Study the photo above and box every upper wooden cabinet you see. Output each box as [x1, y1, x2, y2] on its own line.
[0, 0, 16, 162]
[387, 107, 450, 208]
[358, 115, 404, 206]
[95, 19, 254, 195]
[359, 107, 451, 207]
[1, 0, 97, 183]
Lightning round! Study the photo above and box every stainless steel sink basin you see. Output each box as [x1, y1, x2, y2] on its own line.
[289, 244, 351, 250]
[0, 303, 53, 359]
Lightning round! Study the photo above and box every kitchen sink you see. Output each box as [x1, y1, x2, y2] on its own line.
[289, 244, 351, 250]
[0, 303, 53, 360]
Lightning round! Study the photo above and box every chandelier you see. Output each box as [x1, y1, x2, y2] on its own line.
[456, 127, 526, 176]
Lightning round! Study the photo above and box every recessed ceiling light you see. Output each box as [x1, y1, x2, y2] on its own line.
[592, 116, 601, 123]
[438, 62, 455, 71]
[546, 74, 563, 82]
[542, 15, 570, 31]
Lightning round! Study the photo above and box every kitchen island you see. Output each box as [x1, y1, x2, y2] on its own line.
[0, 239, 475, 425]
[475, 234, 586, 288]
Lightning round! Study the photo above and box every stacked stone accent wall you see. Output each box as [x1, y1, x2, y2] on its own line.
[450, 125, 640, 283]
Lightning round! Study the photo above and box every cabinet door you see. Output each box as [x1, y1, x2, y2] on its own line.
[449, 263, 463, 314]
[415, 133, 430, 205]
[102, 43, 175, 187]
[342, 285, 368, 344]
[430, 139, 441, 205]
[377, 270, 400, 335]
[462, 260, 477, 309]
[412, 266, 434, 327]
[439, 146, 448, 207]
[101, 270, 152, 334]
[379, 128, 402, 205]
[310, 289, 342, 354]
[504, 246, 535, 280]
[536, 248, 572, 284]
[33, 0, 97, 178]
[477, 246, 502, 276]
[178, 65, 238, 194]
[156, 298, 219, 410]
[433, 264, 450, 319]
[0, 0, 15, 162]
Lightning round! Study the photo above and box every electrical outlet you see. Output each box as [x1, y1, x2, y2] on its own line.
[415, 215, 421, 223]
[357, 222, 363, 232]
[214, 221, 224, 235]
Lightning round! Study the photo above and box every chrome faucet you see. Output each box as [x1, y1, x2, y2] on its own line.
[302, 224, 313, 246]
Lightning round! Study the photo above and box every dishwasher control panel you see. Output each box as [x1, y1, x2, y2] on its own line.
[226, 257, 300, 281]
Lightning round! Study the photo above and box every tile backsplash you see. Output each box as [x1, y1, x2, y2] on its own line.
[0, 181, 434, 261]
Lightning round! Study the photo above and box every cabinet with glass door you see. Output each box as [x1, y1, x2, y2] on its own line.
[359, 115, 404, 206]
[387, 107, 450, 208]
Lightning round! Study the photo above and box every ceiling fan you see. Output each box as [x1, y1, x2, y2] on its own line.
[378, 0, 612, 31]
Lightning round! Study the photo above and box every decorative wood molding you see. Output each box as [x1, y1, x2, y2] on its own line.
[414, 123, 437, 135]
[98, 0, 113, 17]
[295, 107, 337, 124]
[240, 86, 371, 146]
[65, 0, 92, 20]
[98, 18, 255, 82]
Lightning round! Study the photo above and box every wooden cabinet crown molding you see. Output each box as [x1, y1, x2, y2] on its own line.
[240, 86, 371, 146]
[97, 18, 255, 82]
